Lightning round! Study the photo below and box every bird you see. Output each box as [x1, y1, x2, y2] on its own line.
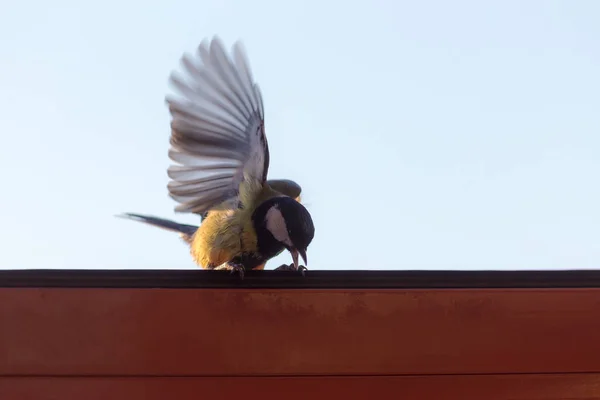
[119, 36, 315, 278]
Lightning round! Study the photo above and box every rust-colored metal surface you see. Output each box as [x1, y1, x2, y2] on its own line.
[1, 288, 600, 376]
[1, 375, 600, 400]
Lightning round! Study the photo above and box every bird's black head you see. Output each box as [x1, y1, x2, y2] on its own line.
[252, 196, 315, 269]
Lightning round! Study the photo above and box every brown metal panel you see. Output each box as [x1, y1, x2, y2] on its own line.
[1, 288, 600, 376]
[1, 375, 600, 400]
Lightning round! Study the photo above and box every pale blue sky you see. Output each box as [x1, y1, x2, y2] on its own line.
[1, 0, 599, 270]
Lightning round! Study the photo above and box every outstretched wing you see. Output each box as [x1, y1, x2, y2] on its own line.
[166, 37, 269, 215]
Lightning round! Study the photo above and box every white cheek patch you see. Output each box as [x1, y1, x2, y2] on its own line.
[265, 206, 292, 247]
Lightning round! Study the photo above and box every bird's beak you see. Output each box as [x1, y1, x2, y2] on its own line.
[290, 248, 308, 270]
[299, 248, 307, 266]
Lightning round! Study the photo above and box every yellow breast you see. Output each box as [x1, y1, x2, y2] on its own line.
[188, 183, 297, 269]
[190, 208, 257, 269]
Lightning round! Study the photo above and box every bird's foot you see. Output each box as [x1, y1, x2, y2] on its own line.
[228, 262, 246, 280]
[275, 263, 308, 276]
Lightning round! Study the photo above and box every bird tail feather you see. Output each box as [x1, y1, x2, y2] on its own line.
[116, 212, 198, 244]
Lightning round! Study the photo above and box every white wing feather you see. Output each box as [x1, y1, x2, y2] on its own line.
[165, 37, 269, 214]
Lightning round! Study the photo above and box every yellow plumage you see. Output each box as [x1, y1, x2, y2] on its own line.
[190, 181, 299, 269]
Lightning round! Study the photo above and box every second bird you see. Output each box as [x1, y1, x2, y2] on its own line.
[120, 37, 315, 277]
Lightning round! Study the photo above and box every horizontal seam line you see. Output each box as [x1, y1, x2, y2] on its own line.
[2, 371, 600, 378]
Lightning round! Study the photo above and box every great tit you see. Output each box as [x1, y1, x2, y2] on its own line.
[117, 178, 304, 270]
[120, 37, 315, 277]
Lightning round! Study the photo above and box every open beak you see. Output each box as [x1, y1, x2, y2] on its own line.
[290, 248, 308, 270]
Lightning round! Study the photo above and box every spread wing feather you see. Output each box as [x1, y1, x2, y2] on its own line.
[166, 37, 269, 214]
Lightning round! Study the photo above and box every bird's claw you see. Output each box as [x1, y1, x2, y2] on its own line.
[275, 263, 308, 276]
[228, 263, 246, 280]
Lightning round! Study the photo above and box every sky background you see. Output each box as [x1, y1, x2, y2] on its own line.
[1, 0, 599, 270]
